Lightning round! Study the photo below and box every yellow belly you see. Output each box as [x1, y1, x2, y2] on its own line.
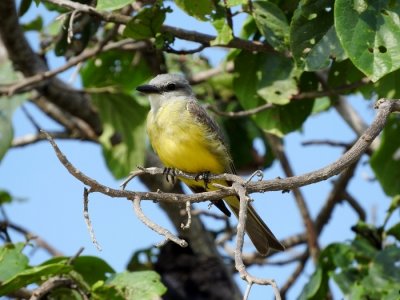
[146, 99, 228, 175]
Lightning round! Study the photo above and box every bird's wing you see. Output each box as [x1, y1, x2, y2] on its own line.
[186, 100, 236, 174]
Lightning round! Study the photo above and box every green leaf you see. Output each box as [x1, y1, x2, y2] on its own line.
[387, 222, 400, 240]
[234, 52, 313, 136]
[0, 243, 28, 282]
[81, 50, 151, 178]
[92, 280, 125, 300]
[361, 246, 400, 296]
[97, 0, 134, 11]
[370, 115, 400, 196]
[0, 61, 27, 161]
[291, 0, 345, 71]
[72, 256, 115, 286]
[0, 190, 12, 204]
[335, 0, 400, 82]
[252, 1, 290, 51]
[226, 0, 246, 7]
[123, 6, 166, 40]
[0, 263, 72, 295]
[298, 267, 329, 300]
[55, 14, 100, 57]
[373, 69, 400, 99]
[311, 97, 331, 114]
[92, 93, 147, 179]
[234, 51, 299, 105]
[19, 0, 32, 16]
[211, 18, 234, 46]
[175, 0, 213, 21]
[22, 15, 43, 31]
[256, 56, 298, 105]
[81, 50, 152, 93]
[332, 268, 360, 295]
[328, 59, 368, 96]
[105, 271, 166, 300]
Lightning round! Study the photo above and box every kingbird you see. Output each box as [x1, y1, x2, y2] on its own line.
[137, 74, 284, 255]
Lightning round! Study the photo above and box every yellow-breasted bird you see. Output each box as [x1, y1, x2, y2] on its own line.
[136, 74, 284, 255]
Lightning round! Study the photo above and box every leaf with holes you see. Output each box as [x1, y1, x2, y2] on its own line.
[252, 1, 290, 52]
[335, 0, 400, 82]
[291, 0, 345, 71]
[234, 52, 314, 136]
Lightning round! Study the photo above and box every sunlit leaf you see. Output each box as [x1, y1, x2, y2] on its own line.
[97, 0, 135, 11]
[335, 0, 400, 82]
[291, 0, 345, 71]
[252, 1, 290, 51]
[105, 271, 166, 300]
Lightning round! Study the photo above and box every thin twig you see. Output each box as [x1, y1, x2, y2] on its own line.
[0, 39, 144, 96]
[30, 277, 79, 300]
[3, 222, 63, 257]
[83, 188, 102, 251]
[180, 201, 192, 229]
[132, 195, 188, 247]
[232, 182, 282, 300]
[43, 0, 277, 53]
[342, 191, 366, 221]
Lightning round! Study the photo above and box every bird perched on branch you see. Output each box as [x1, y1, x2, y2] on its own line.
[136, 74, 284, 255]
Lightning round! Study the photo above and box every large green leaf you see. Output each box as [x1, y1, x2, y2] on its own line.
[92, 93, 147, 179]
[97, 0, 135, 11]
[0, 61, 27, 161]
[335, 0, 400, 82]
[104, 271, 166, 300]
[123, 6, 166, 40]
[252, 1, 290, 52]
[81, 50, 152, 93]
[0, 243, 28, 282]
[370, 115, 400, 196]
[234, 51, 298, 105]
[0, 262, 72, 295]
[298, 267, 329, 300]
[81, 50, 151, 178]
[72, 256, 115, 286]
[234, 51, 313, 136]
[175, 0, 213, 21]
[291, 0, 345, 71]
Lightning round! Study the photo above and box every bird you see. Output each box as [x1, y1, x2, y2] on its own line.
[136, 73, 284, 255]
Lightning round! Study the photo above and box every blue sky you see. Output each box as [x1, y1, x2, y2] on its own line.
[0, 2, 393, 299]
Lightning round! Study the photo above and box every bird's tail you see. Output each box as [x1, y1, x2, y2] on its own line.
[225, 196, 285, 256]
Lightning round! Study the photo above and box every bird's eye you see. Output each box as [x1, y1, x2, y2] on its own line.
[166, 83, 176, 91]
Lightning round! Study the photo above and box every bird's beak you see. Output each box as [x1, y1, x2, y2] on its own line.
[136, 84, 160, 94]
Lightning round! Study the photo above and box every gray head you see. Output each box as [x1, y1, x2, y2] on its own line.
[136, 74, 195, 113]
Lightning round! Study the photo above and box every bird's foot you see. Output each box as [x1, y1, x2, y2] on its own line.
[163, 167, 177, 184]
[195, 171, 211, 189]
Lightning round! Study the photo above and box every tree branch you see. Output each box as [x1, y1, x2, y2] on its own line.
[41, 98, 400, 204]
[43, 0, 277, 53]
[0, 0, 102, 135]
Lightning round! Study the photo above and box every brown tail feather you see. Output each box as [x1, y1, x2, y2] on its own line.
[226, 196, 284, 255]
